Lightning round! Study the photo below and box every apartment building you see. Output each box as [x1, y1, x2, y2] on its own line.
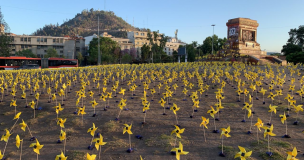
[9, 34, 85, 59]
[85, 32, 133, 50]
[0, 24, 4, 34]
[127, 31, 162, 56]
[164, 37, 186, 56]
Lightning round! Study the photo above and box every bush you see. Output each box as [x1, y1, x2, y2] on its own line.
[121, 54, 132, 64]
[286, 52, 304, 64]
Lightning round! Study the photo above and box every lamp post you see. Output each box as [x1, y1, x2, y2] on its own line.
[211, 24, 215, 55]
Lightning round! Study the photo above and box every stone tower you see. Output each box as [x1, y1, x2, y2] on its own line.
[226, 18, 266, 58]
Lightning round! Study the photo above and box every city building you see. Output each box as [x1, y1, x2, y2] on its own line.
[0, 24, 4, 34]
[164, 37, 186, 56]
[85, 32, 133, 51]
[8, 34, 85, 59]
[127, 30, 162, 56]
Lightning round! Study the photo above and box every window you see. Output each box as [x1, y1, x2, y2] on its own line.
[44, 38, 47, 42]
[21, 45, 24, 49]
[28, 38, 31, 42]
[124, 46, 127, 49]
[53, 39, 56, 42]
[76, 39, 80, 43]
[44, 50, 47, 53]
[60, 50, 63, 53]
[76, 47, 80, 52]
[25, 45, 28, 48]
[136, 32, 139, 35]
[37, 38, 40, 42]
[12, 49, 15, 51]
[21, 37, 23, 41]
[142, 42, 144, 45]
[37, 45, 41, 49]
[60, 39, 63, 43]
[24, 38, 27, 42]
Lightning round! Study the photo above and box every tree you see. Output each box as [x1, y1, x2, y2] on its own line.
[0, 7, 12, 57]
[141, 44, 150, 63]
[15, 49, 37, 58]
[88, 37, 119, 64]
[45, 48, 59, 58]
[282, 26, 304, 56]
[281, 43, 302, 56]
[77, 52, 83, 66]
[201, 35, 227, 55]
[286, 52, 304, 64]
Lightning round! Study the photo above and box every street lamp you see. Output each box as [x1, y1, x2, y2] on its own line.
[211, 24, 215, 55]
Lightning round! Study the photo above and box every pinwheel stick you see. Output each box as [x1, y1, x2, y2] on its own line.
[285, 119, 288, 135]
[221, 136, 224, 154]
[256, 127, 259, 144]
[128, 134, 132, 150]
[267, 135, 270, 153]
[143, 111, 147, 123]
[269, 112, 272, 124]
[2, 137, 9, 157]
[37, 153, 38, 160]
[10, 118, 19, 133]
[173, 134, 177, 148]
[203, 126, 206, 142]
[250, 113, 253, 132]
[20, 140, 23, 160]
[98, 145, 101, 160]
[175, 114, 179, 125]
[117, 109, 122, 119]
[27, 125, 33, 137]
[213, 117, 217, 131]
[34, 107, 36, 119]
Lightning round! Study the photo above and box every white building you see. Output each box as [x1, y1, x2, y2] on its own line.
[164, 37, 186, 56]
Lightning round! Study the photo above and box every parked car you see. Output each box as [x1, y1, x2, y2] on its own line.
[16, 64, 40, 70]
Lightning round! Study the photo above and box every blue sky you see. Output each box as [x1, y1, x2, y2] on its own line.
[1, 0, 303, 52]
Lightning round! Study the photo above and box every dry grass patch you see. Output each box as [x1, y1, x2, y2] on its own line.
[36, 111, 51, 118]
[103, 120, 120, 133]
[105, 136, 129, 151]
[251, 139, 292, 160]
[222, 103, 239, 108]
[145, 134, 190, 152]
[2, 110, 15, 116]
[67, 150, 85, 160]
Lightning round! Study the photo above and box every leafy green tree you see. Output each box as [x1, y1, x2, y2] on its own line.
[15, 49, 37, 58]
[141, 44, 150, 63]
[282, 43, 302, 56]
[45, 48, 59, 58]
[282, 26, 304, 56]
[147, 29, 168, 63]
[0, 7, 12, 57]
[201, 35, 227, 55]
[88, 37, 119, 64]
[77, 52, 83, 66]
[286, 52, 304, 64]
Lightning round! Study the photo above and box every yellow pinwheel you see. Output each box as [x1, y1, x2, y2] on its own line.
[234, 146, 252, 160]
[55, 151, 68, 160]
[207, 106, 218, 118]
[171, 142, 189, 160]
[262, 125, 276, 138]
[59, 129, 66, 141]
[57, 118, 67, 128]
[171, 125, 185, 138]
[220, 126, 231, 138]
[92, 134, 107, 150]
[77, 106, 86, 115]
[1, 129, 11, 143]
[14, 112, 22, 120]
[29, 139, 44, 155]
[170, 103, 180, 115]
[287, 147, 298, 160]
[86, 153, 96, 160]
[54, 103, 64, 114]
[123, 124, 133, 134]
[87, 123, 98, 137]
[16, 134, 22, 149]
[19, 119, 27, 132]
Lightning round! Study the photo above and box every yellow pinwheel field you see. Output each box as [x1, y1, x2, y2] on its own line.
[0, 62, 303, 159]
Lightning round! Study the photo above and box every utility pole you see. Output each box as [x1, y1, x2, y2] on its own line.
[98, 16, 101, 65]
[211, 24, 215, 54]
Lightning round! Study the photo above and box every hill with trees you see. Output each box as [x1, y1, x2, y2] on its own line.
[32, 9, 139, 38]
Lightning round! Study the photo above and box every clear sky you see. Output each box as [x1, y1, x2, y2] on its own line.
[1, 0, 303, 52]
